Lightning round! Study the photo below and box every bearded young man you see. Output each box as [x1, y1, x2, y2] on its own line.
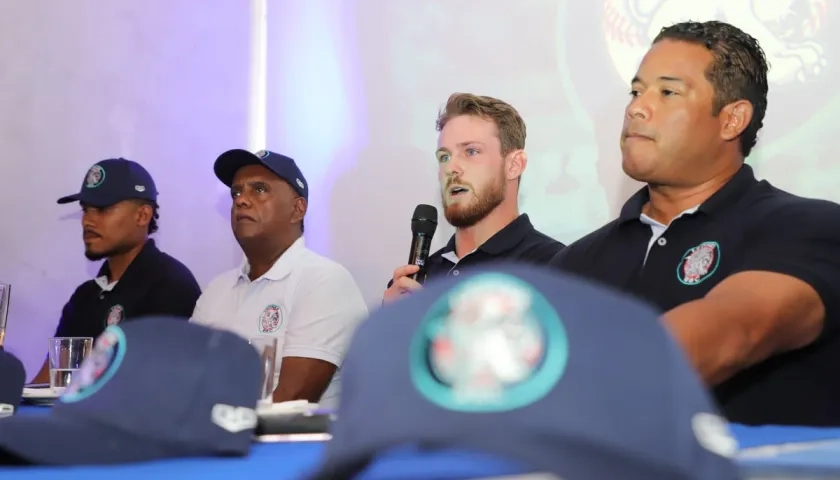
[383, 93, 564, 304]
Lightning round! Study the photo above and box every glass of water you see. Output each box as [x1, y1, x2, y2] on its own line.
[49, 337, 93, 392]
[0, 283, 10, 348]
[249, 336, 278, 405]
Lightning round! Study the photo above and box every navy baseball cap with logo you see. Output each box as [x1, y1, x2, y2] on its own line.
[214, 149, 308, 200]
[0, 317, 263, 465]
[308, 263, 740, 480]
[0, 351, 26, 418]
[57, 158, 158, 208]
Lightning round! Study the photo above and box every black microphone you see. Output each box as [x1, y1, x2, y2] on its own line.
[408, 204, 438, 284]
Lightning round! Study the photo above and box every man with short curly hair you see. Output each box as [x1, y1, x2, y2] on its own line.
[552, 21, 840, 426]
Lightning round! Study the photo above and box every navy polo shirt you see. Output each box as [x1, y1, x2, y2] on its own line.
[389, 214, 564, 289]
[54, 239, 201, 339]
[550, 164, 840, 426]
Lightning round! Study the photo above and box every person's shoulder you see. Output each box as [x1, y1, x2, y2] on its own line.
[565, 219, 622, 250]
[298, 248, 360, 286]
[747, 184, 840, 232]
[150, 248, 199, 283]
[199, 267, 241, 295]
[548, 219, 622, 266]
[522, 227, 566, 261]
[66, 278, 99, 304]
[296, 249, 367, 313]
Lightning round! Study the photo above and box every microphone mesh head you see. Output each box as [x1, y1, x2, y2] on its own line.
[411, 205, 438, 236]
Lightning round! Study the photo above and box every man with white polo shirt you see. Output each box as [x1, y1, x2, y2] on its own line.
[191, 149, 368, 408]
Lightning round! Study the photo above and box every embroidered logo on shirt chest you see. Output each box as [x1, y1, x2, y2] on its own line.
[106, 304, 124, 326]
[677, 241, 721, 285]
[258, 304, 283, 333]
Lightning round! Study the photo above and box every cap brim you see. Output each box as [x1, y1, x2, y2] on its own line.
[214, 149, 261, 187]
[0, 412, 187, 465]
[56, 194, 82, 205]
[306, 448, 535, 480]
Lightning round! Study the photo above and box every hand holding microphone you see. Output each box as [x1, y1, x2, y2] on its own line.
[383, 204, 438, 305]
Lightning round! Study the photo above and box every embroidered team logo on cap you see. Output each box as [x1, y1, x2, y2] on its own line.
[85, 164, 106, 188]
[255, 150, 270, 159]
[410, 272, 569, 412]
[258, 304, 283, 333]
[296, 178, 305, 189]
[678, 241, 721, 285]
[61, 326, 125, 403]
[106, 304, 124, 326]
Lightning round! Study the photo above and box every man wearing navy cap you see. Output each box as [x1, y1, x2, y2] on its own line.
[191, 149, 367, 408]
[31, 158, 201, 383]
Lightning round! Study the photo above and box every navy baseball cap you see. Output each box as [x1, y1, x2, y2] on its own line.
[214, 149, 308, 200]
[309, 263, 740, 480]
[57, 158, 158, 208]
[0, 317, 263, 465]
[0, 351, 25, 418]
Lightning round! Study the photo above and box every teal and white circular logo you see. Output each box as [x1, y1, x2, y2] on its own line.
[255, 149, 270, 159]
[61, 326, 126, 403]
[258, 304, 283, 333]
[677, 241, 721, 285]
[85, 164, 106, 188]
[410, 273, 569, 412]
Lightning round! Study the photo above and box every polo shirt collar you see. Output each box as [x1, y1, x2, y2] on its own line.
[96, 238, 159, 281]
[618, 164, 758, 224]
[442, 214, 535, 256]
[239, 236, 306, 282]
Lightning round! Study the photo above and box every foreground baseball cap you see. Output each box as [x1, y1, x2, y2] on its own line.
[0, 351, 25, 418]
[214, 149, 308, 200]
[57, 158, 158, 208]
[308, 263, 739, 480]
[0, 317, 263, 465]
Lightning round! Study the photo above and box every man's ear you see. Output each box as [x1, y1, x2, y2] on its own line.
[719, 100, 753, 141]
[292, 197, 307, 224]
[136, 203, 152, 229]
[506, 149, 527, 181]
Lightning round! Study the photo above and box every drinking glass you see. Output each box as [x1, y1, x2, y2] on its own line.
[0, 283, 10, 348]
[49, 337, 93, 392]
[249, 336, 278, 405]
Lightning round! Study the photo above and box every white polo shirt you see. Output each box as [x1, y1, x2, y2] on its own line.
[190, 237, 368, 408]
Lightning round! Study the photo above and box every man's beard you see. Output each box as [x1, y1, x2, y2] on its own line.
[442, 176, 506, 228]
[84, 241, 133, 262]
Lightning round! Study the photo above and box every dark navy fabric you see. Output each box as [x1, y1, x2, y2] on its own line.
[312, 263, 739, 480]
[57, 158, 158, 207]
[0, 351, 25, 416]
[214, 149, 308, 200]
[0, 318, 262, 465]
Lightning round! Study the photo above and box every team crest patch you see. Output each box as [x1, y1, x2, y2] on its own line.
[85, 164, 106, 188]
[255, 149, 270, 159]
[410, 272, 569, 413]
[678, 241, 721, 285]
[106, 304, 124, 326]
[61, 326, 125, 403]
[258, 304, 283, 333]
